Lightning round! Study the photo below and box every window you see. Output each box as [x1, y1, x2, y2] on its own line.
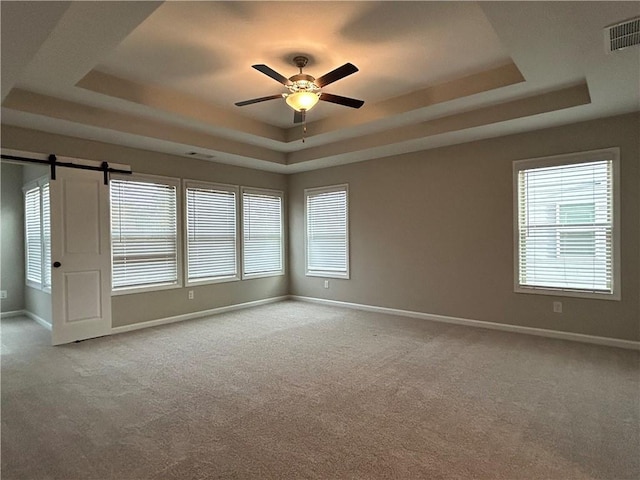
[23, 178, 50, 291]
[242, 187, 284, 278]
[24, 186, 42, 285]
[514, 148, 620, 299]
[110, 175, 181, 293]
[185, 181, 239, 284]
[42, 183, 51, 288]
[305, 184, 349, 278]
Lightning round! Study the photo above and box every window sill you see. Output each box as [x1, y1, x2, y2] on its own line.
[242, 271, 285, 280]
[26, 282, 51, 293]
[112, 282, 182, 296]
[306, 271, 350, 280]
[515, 285, 620, 301]
[185, 275, 240, 287]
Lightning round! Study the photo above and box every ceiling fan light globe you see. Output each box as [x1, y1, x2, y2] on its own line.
[286, 91, 320, 112]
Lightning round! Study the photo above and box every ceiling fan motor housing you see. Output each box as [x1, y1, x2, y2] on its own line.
[288, 74, 318, 93]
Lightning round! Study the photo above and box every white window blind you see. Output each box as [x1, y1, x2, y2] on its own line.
[186, 184, 238, 283]
[24, 186, 42, 285]
[516, 157, 616, 296]
[111, 178, 178, 291]
[23, 180, 50, 290]
[242, 189, 284, 278]
[42, 183, 51, 289]
[305, 185, 349, 278]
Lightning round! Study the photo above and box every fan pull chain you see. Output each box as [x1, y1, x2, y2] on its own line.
[302, 120, 307, 143]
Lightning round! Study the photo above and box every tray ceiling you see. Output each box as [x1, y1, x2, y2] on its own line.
[2, 1, 639, 173]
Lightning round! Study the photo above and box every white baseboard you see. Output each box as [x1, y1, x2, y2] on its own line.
[24, 310, 52, 330]
[111, 295, 289, 335]
[2, 309, 53, 331]
[290, 295, 640, 351]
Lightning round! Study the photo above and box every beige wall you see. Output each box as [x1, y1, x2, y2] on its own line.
[1, 126, 288, 327]
[0, 162, 26, 312]
[2, 113, 638, 341]
[289, 113, 640, 341]
[25, 286, 51, 324]
[22, 163, 49, 183]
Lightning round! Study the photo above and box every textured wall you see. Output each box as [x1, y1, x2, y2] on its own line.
[289, 113, 640, 341]
[0, 162, 26, 312]
[1, 126, 289, 327]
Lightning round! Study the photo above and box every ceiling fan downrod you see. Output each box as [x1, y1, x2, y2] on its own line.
[293, 55, 309, 74]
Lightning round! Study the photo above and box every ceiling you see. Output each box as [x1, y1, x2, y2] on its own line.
[1, 1, 639, 173]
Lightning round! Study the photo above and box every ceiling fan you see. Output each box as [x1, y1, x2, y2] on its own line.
[235, 56, 364, 124]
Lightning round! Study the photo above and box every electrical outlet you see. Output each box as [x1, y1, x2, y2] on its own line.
[188, 290, 194, 300]
[553, 301, 562, 313]
[324, 280, 329, 289]
[0, 290, 7, 299]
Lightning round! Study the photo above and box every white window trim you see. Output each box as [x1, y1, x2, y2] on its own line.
[23, 175, 51, 293]
[304, 184, 350, 279]
[512, 147, 621, 300]
[184, 180, 240, 286]
[241, 186, 286, 280]
[110, 173, 183, 296]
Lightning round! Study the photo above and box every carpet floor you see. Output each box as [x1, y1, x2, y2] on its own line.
[1, 300, 639, 479]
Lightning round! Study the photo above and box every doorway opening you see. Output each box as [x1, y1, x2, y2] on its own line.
[0, 160, 52, 340]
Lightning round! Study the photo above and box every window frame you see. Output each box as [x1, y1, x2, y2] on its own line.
[110, 173, 183, 295]
[512, 148, 621, 300]
[304, 184, 350, 279]
[241, 186, 285, 280]
[23, 175, 51, 293]
[184, 180, 240, 286]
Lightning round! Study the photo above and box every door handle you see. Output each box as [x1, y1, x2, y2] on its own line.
[53, 261, 62, 268]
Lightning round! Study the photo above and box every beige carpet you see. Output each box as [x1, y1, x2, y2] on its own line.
[1, 300, 638, 479]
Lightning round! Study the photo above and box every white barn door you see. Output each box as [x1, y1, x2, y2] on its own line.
[50, 166, 111, 345]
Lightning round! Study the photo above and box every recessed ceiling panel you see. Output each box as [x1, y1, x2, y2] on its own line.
[97, 1, 511, 127]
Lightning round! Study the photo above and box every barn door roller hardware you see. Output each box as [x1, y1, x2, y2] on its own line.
[0, 153, 131, 185]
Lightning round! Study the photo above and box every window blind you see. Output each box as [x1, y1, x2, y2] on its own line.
[517, 159, 613, 294]
[186, 185, 238, 282]
[306, 185, 349, 277]
[111, 179, 178, 290]
[242, 190, 283, 277]
[24, 186, 42, 285]
[42, 183, 51, 289]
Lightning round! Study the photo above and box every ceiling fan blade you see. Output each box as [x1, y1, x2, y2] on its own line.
[315, 63, 359, 88]
[235, 94, 283, 107]
[293, 110, 305, 124]
[252, 64, 292, 86]
[319, 93, 364, 109]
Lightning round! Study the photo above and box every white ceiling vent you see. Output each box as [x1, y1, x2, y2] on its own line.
[604, 17, 640, 53]
[185, 151, 215, 160]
